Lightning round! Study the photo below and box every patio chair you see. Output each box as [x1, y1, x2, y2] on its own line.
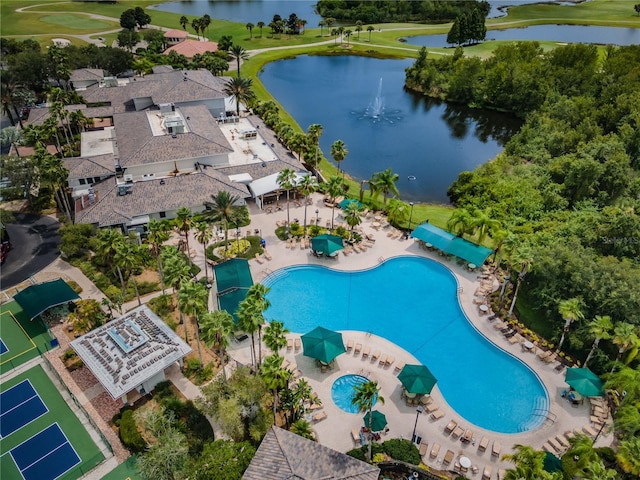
[542, 442, 555, 454]
[419, 395, 432, 406]
[394, 361, 405, 373]
[444, 419, 457, 435]
[362, 346, 371, 359]
[543, 352, 558, 363]
[429, 443, 440, 459]
[371, 350, 381, 361]
[354, 343, 362, 355]
[478, 436, 489, 452]
[255, 253, 264, 264]
[451, 426, 464, 439]
[430, 409, 444, 420]
[482, 465, 492, 480]
[378, 354, 388, 366]
[461, 429, 474, 443]
[443, 450, 455, 466]
[294, 338, 301, 351]
[346, 339, 354, 351]
[312, 411, 327, 422]
[548, 437, 563, 452]
[385, 355, 395, 367]
[491, 440, 501, 457]
[352, 428, 362, 446]
[287, 338, 293, 351]
[555, 435, 570, 449]
[419, 442, 429, 457]
[263, 250, 272, 261]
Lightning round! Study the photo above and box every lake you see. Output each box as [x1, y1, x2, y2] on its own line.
[405, 24, 640, 48]
[259, 55, 521, 204]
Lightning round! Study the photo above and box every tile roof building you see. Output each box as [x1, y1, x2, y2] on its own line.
[243, 426, 380, 480]
[164, 39, 219, 58]
[70, 305, 192, 402]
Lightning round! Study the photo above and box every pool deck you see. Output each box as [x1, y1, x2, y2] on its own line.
[222, 193, 613, 476]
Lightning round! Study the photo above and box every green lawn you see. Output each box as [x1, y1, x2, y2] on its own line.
[100, 456, 141, 480]
[39, 14, 112, 30]
[0, 365, 104, 480]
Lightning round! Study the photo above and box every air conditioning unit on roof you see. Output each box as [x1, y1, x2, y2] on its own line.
[124, 174, 133, 183]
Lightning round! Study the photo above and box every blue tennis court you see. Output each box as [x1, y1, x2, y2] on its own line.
[0, 338, 8, 354]
[0, 380, 48, 438]
[10, 423, 81, 480]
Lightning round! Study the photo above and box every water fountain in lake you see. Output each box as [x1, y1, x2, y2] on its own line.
[353, 77, 402, 124]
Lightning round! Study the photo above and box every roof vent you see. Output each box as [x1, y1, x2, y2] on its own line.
[171, 134, 177, 138]
[262, 162, 266, 167]
[159, 179, 165, 185]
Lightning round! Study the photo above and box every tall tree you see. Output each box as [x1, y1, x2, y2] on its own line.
[200, 309, 234, 381]
[326, 175, 344, 231]
[223, 76, 255, 116]
[611, 323, 640, 368]
[385, 198, 409, 227]
[297, 174, 318, 232]
[352, 380, 384, 461]
[343, 202, 362, 237]
[229, 45, 249, 78]
[447, 207, 474, 237]
[201, 14, 211, 36]
[616, 433, 640, 476]
[260, 354, 291, 421]
[94, 228, 127, 291]
[556, 297, 584, 353]
[194, 221, 213, 282]
[257, 21, 265, 37]
[179, 15, 188, 30]
[0, 126, 24, 157]
[501, 444, 561, 480]
[114, 239, 145, 305]
[237, 283, 270, 369]
[470, 208, 501, 244]
[178, 279, 209, 367]
[246, 22, 254, 39]
[277, 168, 297, 235]
[369, 168, 399, 205]
[175, 206, 193, 262]
[306, 123, 323, 168]
[330, 139, 348, 178]
[367, 25, 375, 42]
[583, 315, 613, 368]
[355, 21, 363, 40]
[147, 219, 171, 294]
[507, 244, 534, 318]
[263, 321, 289, 355]
[202, 191, 242, 256]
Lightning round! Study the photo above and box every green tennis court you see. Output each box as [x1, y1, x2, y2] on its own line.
[0, 302, 54, 374]
[0, 365, 104, 480]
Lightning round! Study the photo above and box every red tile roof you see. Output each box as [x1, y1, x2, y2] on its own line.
[164, 39, 219, 58]
[164, 29, 189, 39]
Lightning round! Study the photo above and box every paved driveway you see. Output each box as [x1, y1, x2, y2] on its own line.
[1, 214, 60, 288]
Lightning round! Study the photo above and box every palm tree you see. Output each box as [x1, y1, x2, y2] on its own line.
[288, 131, 309, 162]
[352, 380, 384, 461]
[69, 110, 89, 134]
[0, 126, 24, 157]
[178, 278, 209, 367]
[297, 174, 318, 232]
[194, 221, 213, 282]
[306, 124, 323, 169]
[161, 246, 191, 293]
[583, 315, 613, 368]
[318, 20, 325, 36]
[369, 168, 399, 205]
[179, 15, 188, 30]
[616, 435, 640, 476]
[35, 147, 72, 219]
[565, 433, 598, 470]
[263, 320, 289, 355]
[330, 140, 348, 178]
[237, 283, 270, 369]
[260, 354, 291, 421]
[246, 22, 254, 39]
[386, 198, 409, 227]
[94, 228, 127, 291]
[229, 45, 249, 78]
[580, 458, 618, 480]
[470, 208, 501, 244]
[203, 190, 242, 256]
[257, 21, 265, 37]
[355, 21, 363, 40]
[367, 25, 375, 41]
[325, 17, 335, 32]
[556, 298, 584, 353]
[200, 309, 234, 380]
[277, 168, 297, 234]
[501, 444, 560, 480]
[507, 244, 534, 318]
[114, 240, 145, 305]
[611, 322, 640, 368]
[343, 202, 362, 238]
[344, 29, 352, 45]
[201, 14, 211, 36]
[191, 18, 202, 39]
[147, 219, 171, 294]
[290, 419, 314, 440]
[223, 76, 255, 116]
[326, 175, 344, 231]
[0, 71, 25, 128]
[175, 206, 193, 261]
[447, 208, 474, 237]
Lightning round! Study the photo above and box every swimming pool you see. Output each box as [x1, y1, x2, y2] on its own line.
[332, 374, 376, 414]
[264, 256, 548, 433]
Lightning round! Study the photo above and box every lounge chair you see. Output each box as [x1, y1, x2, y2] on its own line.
[482, 465, 492, 480]
[548, 437, 563, 452]
[371, 350, 381, 361]
[346, 339, 354, 351]
[312, 411, 327, 422]
[263, 250, 272, 261]
[385, 355, 395, 367]
[429, 443, 440, 459]
[461, 429, 474, 443]
[287, 338, 293, 351]
[419, 395, 432, 406]
[537, 350, 552, 360]
[444, 419, 457, 435]
[352, 428, 362, 445]
[430, 409, 444, 420]
[426, 403, 439, 413]
[378, 354, 388, 366]
[354, 343, 362, 355]
[451, 426, 464, 439]
[419, 442, 428, 457]
[542, 442, 555, 454]
[478, 436, 489, 452]
[394, 361, 405, 373]
[491, 440, 501, 457]
[443, 450, 455, 466]
[555, 435, 570, 448]
[543, 353, 558, 363]
[471, 464, 479, 475]
[362, 346, 371, 359]
[294, 338, 301, 351]
[583, 425, 597, 438]
[254, 253, 264, 264]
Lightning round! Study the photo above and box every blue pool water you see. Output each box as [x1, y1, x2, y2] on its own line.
[264, 256, 549, 433]
[332, 374, 376, 414]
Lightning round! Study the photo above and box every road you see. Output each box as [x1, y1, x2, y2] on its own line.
[1, 214, 61, 289]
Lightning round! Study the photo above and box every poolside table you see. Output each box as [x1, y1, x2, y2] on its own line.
[468, 263, 477, 271]
[460, 456, 472, 469]
[479, 305, 489, 313]
[523, 341, 534, 351]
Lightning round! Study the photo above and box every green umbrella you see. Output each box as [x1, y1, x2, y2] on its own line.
[301, 326, 346, 364]
[565, 368, 605, 397]
[339, 198, 363, 210]
[364, 410, 387, 432]
[311, 234, 344, 255]
[543, 452, 563, 473]
[398, 364, 438, 395]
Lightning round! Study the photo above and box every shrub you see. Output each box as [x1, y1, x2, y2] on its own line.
[382, 438, 420, 465]
[119, 410, 147, 453]
[67, 280, 83, 294]
[275, 226, 288, 240]
[290, 222, 304, 236]
[346, 442, 383, 461]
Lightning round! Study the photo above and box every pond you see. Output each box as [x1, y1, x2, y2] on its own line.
[259, 55, 521, 204]
[405, 24, 640, 48]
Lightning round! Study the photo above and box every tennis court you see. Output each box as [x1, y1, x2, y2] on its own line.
[0, 365, 104, 480]
[0, 302, 53, 374]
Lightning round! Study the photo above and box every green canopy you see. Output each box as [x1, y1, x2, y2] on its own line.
[301, 326, 346, 363]
[411, 223, 493, 266]
[398, 364, 438, 395]
[364, 410, 387, 432]
[213, 258, 254, 321]
[311, 234, 344, 255]
[339, 199, 363, 210]
[14, 279, 80, 320]
[543, 452, 563, 473]
[565, 368, 605, 397]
